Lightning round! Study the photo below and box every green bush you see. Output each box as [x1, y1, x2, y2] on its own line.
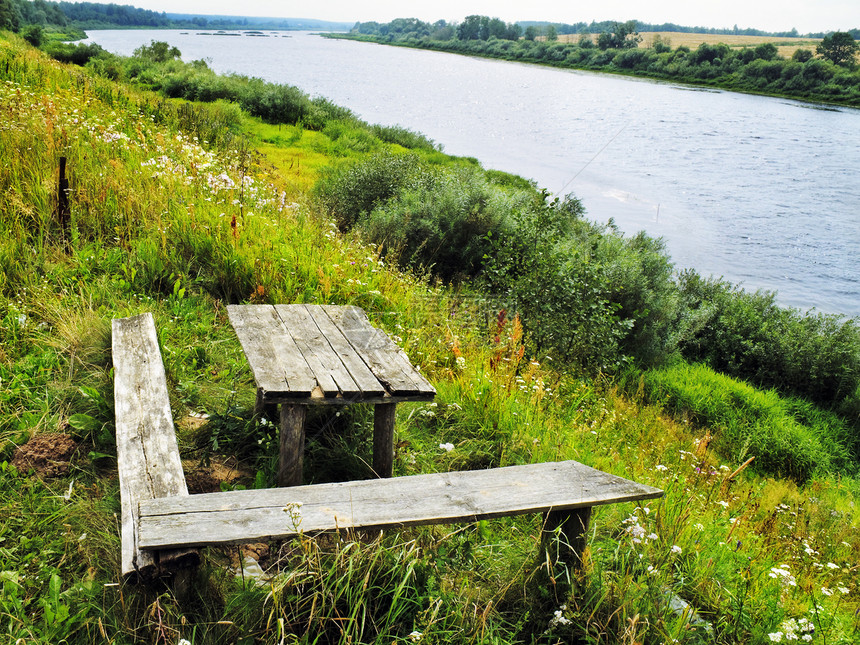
[486, 195, 631, 371]
[312, 150, 429, 231]
[44, 41, 106, 66]
[676, 271, 860, 409]
[361, 166, 516, 281]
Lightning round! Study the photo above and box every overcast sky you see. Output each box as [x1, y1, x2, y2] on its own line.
[104, 0, 857, 34]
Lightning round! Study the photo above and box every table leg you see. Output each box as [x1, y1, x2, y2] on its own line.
[542, 506, 592, 570]
[255, 389, 278, 421]
[279, 404, 307, 487]
[372, 402, 397, 478]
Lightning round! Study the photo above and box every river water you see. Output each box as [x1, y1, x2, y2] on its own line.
[85, 30, 860, 316]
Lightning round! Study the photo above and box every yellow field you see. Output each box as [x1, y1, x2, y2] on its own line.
[557, 31, 821, 58]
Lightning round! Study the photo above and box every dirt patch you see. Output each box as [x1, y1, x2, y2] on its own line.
[12, 433, 78, 478]
[183, 456, 252, 493]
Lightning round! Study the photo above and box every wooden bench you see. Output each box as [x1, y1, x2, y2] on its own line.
[113, 313, 663, 578]
[112, 313, 199, 579]
[137, 460, 662, 566]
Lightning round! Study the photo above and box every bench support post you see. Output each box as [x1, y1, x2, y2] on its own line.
[373, 402, 396, 478]
[254, 388, 278, 420]
[542, 506, 592, 570]
[279, 404, 307, 486]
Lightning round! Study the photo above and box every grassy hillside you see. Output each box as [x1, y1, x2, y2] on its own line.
[1, 33, 858, 644]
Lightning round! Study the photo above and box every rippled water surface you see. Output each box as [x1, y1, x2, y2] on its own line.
[87, 30, 860, 315]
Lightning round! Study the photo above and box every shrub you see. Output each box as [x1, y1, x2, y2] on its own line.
[486, 195, 630, 371]
[44, 41, 106, 66]
[312, 151, 428, 231]
[361, 166, 516, 281]
[676, 271, 860, 409]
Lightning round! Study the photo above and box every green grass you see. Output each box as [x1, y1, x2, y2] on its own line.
[632, 362, 858, 483]
[1, 34, 859, 644]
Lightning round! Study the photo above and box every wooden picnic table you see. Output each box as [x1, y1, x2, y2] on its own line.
[227, 304, 436, 486]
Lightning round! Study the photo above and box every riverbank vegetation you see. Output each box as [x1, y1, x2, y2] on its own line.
[1, 32, 859, 643]
[335, 17, 860, 107]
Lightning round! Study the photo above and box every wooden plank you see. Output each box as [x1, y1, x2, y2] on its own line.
[138, 461, 662, 550]
[306, 305, 385, 396]
[274, 305, 359, 397]
[227, 305, 315, 397]
[112, 313, 196, 577]
[322, 305, 435, 397]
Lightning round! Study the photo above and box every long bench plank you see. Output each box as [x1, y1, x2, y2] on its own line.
[137, 460, 662, 550]
[112, 313, 197, 578]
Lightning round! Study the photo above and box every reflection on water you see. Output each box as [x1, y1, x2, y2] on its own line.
[87, 30, 860, 316]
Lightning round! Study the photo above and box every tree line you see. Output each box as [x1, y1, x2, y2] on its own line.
[342, 17, 860, 106]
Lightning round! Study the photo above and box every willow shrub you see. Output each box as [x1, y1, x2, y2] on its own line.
[676, 270, 860, 411]
[361, 166, 520, 282]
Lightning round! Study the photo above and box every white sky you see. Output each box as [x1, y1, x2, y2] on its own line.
[101, 1, 857, 34]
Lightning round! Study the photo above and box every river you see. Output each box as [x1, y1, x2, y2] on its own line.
[85, 30, 860, 316]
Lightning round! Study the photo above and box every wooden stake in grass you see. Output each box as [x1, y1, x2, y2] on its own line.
[57, 156, 70, 234]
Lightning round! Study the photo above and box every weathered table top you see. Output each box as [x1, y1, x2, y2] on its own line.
[227, 304, 436, 405]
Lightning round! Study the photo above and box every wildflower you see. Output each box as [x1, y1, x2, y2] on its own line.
[821, 587, 833, 596]
[825, 562, 839, 569]
[769, 565, 797, 588]
[671, 545, 682, 555]
[455, 356, 466, 370]
[717, 500, 729, 508]
[768, 632, 782, 642]
[548, 605, 571, 628]
[179, 640, 192, 645]
[837, 586, 849, 594]
[439, 443, 455, 452]
[655, 464, 668, 471]
[408, 631, 422, 642]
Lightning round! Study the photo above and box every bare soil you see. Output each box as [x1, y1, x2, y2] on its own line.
[12, 433, 78, 478]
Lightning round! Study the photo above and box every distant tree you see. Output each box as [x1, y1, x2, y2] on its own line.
[597, 20, 641, 50]
[524, 25, 538, 41]
[791, 48, 814, 62]
[457, 14, 483, 40]
[754, 42, 779, 60]
[651, 34, 671, 53]
[133, 40, 181, 62]
[545, 24, 558, 41]
[21, 23, 44, 46]
[431, 20, 455, 40]
[0, 0, 21, 31]
[816, 31, 859, 66]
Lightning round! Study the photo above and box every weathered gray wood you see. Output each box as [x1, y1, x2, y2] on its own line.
[279, 404, 307, 487]
[112, 313, 197, 578]
[273, 305, 356, 397]
[372, 403, 397, 478]
[543, 507, 592, 569]
[226, 305, 315, 396]
[306, 305, 385, 397]
[138, 460, 663, 550]
[322, 305, 435, 397]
